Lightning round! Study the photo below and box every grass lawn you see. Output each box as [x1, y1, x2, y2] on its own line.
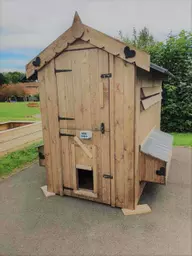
[0, 102, 40, 122]
[172, 133, 192, 147]
[0, 142, 42, 179]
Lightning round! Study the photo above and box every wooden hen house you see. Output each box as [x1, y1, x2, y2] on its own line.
[26, 12, 173, 214]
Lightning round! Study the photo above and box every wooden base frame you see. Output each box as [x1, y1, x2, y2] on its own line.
[122, 204, 151, 216]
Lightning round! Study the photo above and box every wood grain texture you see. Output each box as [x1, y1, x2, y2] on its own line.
[43, 61, 63, 195]
[74, 136, 93, 159]
[38, 70, 54, 192]
[139, 102, 161, 145]
[114, 59, 135, 209]
[141, 94, 162, 110]
[139, 153, 166, 184]
[123, 63, 135, 210]
[142, 87, 162, 97]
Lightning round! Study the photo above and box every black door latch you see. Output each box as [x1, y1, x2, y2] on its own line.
[103, 174, 113, 179]
[100, 122, 105, 134]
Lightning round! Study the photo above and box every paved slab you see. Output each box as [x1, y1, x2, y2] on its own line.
[0, 147, 191, 256]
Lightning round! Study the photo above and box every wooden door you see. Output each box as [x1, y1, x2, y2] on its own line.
[55, 48, 111, 204]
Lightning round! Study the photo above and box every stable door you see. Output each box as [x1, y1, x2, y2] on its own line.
[55, 48, 111, 204]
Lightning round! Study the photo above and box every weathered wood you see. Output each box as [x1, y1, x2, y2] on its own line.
[0, 122, 41, 144]
[123, 63, 135, 210]
[0, 130, 42, 157]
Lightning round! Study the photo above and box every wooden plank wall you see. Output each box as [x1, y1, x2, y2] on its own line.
[114, 58, 135, 209]
[135, 70, 163, 204]
[0, 122, 42, 157]
[38, 61, 63, 195]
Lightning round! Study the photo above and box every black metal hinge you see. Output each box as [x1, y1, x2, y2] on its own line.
[55, 69, 72, 73]
[58, 116, 75, 121]
[156, 167, 166, 176]
[101, 73, 112, 78]
[60, 133, 75, 137]
[103, 174, 113, 179]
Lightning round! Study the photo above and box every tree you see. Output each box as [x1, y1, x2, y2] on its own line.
[0, 73, 8, 85]
[119, 27, 156, 50]
[119, 28, 192, 132]
[2, 72, 25, 84]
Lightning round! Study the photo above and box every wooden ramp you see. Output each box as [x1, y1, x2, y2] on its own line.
[0, 121, 42, 157]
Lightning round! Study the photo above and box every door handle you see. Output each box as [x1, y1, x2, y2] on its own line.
[100, 123, 105, 134]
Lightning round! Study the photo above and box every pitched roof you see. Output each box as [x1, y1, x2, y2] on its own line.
[26, 12, 150, 78]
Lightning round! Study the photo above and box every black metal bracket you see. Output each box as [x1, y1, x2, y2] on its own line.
[100, 122, 105, 134]
[101, 73, 112, 78]
[60, 133, 75, 137]
[55, 69, 72, 73]
[58, 116, 75, 121]
[156, 167, 166, 176]
[103, 174, 113, 179]
[38, 152, 45, 160]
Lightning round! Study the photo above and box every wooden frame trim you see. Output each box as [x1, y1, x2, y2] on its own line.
[76, 164, 92, 171]
[71, 144, 78, 190]
[73, 190, 98, 198]
[141, 94, 162, 110]
[109, 54, 115, 207]
[26, 13, 150, 78]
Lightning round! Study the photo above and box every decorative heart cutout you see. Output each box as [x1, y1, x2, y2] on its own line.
[32, 57, 41, 67]
[124, 46, 136, 58]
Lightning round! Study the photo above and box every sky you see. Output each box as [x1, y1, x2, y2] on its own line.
[0, 0, 191, 72]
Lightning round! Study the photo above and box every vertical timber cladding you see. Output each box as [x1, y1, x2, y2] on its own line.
[114, 58, 135, 209]
[38, 61, 63, 195]
[55, 47, 111, 204]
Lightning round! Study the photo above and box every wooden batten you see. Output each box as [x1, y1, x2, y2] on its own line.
[141, 94, 162, 110]
[141, 87, 162, 97]
[38, 61, 63, 195]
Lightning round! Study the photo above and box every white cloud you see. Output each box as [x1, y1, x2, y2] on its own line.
[0, 0, 191, 51]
